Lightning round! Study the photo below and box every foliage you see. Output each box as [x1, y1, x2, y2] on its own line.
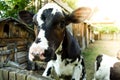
[94, 24, 120, 34]
[62, 0, 79, 9]
[0, 0, 79, 18]
[0, 0, 34, 18]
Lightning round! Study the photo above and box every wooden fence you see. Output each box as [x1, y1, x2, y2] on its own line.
[0, 67, 52, 80]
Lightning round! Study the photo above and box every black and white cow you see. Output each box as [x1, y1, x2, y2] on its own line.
[19, 3, 91, 80]
[93, 54, 120, 80]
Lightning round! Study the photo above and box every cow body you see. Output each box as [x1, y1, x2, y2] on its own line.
[19, 3, 91, 80]
[42, 29, 86, 80]
[93, 54, 120, 80]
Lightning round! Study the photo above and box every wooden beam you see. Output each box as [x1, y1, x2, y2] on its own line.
[52, 0, 73, 13]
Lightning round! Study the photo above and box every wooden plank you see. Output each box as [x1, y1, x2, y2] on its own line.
[17, 46, 27, 52]
[4, 67, 19, 80]
[27, 75, 35, 80]
[16, 51, 27, 58]
[53, 0, 73, 13]
[0, 38, 27, 48]
[7, 43, 16, 50]
[0, 49, 13, 55]
[0, 46, 7, 51]
[0, 69, 3, 80]
[0, 67, 53, 80]
[9, 71, 16, 80]
[16, 72, 26, 80]
[17, 57, 28, 64]
[0, 55, 7, 62]
[2, 69, 9, 80]
[27, 74, 53, 80]
[0, 62, 4, 68]
[20, 62, 27, 69]
[17, 41, 27, 46]
[16, 70, 30, 80]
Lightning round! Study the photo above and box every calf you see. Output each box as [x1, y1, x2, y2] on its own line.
[19, 3, 91, 80]
[93, 54, 120, 80]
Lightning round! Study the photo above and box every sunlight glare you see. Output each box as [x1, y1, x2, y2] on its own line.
[76, 0, 120, 26]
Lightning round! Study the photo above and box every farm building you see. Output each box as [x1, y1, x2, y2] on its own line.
[0, 17, 35, 69]
[72, 22, 94, 50]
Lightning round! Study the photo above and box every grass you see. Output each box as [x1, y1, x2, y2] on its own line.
[82, 40, 120, 80]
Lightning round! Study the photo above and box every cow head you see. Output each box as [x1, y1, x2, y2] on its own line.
[19, 3, 91, 62]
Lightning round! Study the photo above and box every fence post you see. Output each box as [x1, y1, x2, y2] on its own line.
[0, 69, 3, 80]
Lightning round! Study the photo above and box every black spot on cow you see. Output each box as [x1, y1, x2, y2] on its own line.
[96, 54, 103, 71]
[47, 67, 52, 76]
[81, 58, 86, 80]
[61, 30, 81, 61]
[41, 8, 53, 21]
[35, 38, 41, 43]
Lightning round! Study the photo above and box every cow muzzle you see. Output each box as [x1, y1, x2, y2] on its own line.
[29, 43, 46, 61]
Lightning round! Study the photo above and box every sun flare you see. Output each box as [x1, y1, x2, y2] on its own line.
[76, 0, 120, 26]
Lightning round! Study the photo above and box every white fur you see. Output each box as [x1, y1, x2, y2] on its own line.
[42, 54, 84, 80]
[54, 55, 79, 76]
[37, 29, 48, 49]
[36, 3, 62, 27]
[29, 29, 48, 61]
[93, 54, 120, 80]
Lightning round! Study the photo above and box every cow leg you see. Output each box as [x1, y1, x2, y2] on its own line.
[72, 58, 86, 80]
[42, 60, 54, 77]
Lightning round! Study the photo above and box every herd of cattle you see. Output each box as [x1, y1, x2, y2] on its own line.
[19, 3, 120, 80]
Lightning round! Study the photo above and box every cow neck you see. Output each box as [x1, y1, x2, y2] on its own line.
[55, 29, 66, 55]
[55, 40, 63, 55]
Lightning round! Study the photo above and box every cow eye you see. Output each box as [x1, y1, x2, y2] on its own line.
[35, 38, 41, 43]
[60, 20, 66, 27]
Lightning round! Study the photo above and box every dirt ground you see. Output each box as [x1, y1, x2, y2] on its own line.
[83, 40, 120, 80]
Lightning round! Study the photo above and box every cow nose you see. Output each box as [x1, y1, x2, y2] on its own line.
[32, 52, 39, 55]
[35, 38, 41, 43]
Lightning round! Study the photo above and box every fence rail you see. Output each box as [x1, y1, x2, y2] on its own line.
[0, 67, 52, 80]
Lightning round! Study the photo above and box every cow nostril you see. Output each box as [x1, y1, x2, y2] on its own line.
[35, 38, 41, 43]
[31, 52, 39, 56]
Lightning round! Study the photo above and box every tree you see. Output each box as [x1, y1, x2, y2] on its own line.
[62, 0, 79, 9]
[0, 0, 34, 18]
[0, 0, 49, 18]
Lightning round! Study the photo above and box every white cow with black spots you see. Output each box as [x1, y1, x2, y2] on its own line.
[93, 52, 120, 80]
[19, 3, 91, 80]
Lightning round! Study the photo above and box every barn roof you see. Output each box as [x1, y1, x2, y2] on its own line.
[0, 17, 34, 35]
[53, 0, 73, 13]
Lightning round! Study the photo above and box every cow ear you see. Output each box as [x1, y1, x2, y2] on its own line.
[67, 7, 91, 23]
[19, 10, 34, 25]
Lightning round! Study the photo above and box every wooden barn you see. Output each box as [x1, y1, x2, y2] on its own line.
[0, 17, 51, 80]
[72, 22, 94, 50]
[0, 17, 35, 69]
